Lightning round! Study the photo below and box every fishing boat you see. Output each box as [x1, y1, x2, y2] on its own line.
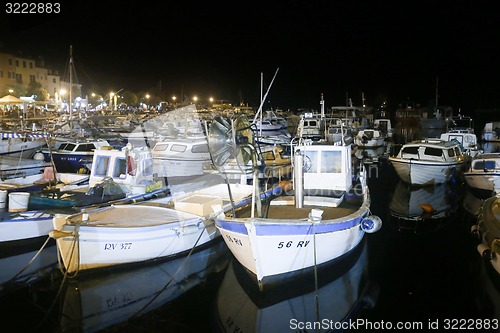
[37, 137, 112, 173]
[49, 178, 269, 273]
[388, 139, 470, 186]
[473, 195, 500, 275]
[28, 143, 164, 210]
[0, 131, 48, 158]
[215, 240, 378, 332]
[207, 114, 382, 289]
[464, 152, 500, 194]
[59, 240, 230, 332]
[0, 210, 55, 245]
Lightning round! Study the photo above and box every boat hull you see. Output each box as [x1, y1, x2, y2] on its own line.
[215, 194, 370, 286]
[464, 173, 500, 192]
[0, 211, 54, 244]
[389, 158, 466, 185]
[52, 205, 220, 273]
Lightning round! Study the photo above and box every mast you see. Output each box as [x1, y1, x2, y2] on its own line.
[435, 76, 439, 107]
[253, 67, 279, 126]
[69, 45, 73, 135]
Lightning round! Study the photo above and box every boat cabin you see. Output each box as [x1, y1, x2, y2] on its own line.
[89, 145, 154, 193]
[397, 140, 463, 162]
[294, 143, 352, 193]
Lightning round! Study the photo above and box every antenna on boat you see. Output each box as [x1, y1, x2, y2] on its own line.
[69, 45, 73, 136]
[253, 67, 280, 134]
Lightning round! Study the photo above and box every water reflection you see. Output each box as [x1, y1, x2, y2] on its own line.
[481, 141, 500, 153]
[389, 181, 462, 233]
[462, 186, 488, 217]
[60, 240, 230, 332]
[0, 243, 57, 294]
[214, 240, 378, 332]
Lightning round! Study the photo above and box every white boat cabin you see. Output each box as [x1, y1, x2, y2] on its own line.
[89, 145, 155, 193]
[294, 143, 352, 192]
[397, 139, 464, 162]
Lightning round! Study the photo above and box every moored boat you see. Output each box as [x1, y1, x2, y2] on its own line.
[464, 152, 500, 194]
[0, 131, 48, 158]
[37, 138, 112, 173]
[207, 114, 382, 289]
[49, 180, 269, 274]
[388, 139, 470, 186]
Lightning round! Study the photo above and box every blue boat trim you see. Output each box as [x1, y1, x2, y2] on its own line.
[215, 213, 367, 236]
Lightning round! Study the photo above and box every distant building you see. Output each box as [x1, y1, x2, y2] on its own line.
[0, 51, 80, 101]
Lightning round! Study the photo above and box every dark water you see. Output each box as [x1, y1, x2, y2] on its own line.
[1, 147, 499, 332]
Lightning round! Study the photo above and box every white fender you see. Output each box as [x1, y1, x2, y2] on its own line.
[361, 215, 382, 233]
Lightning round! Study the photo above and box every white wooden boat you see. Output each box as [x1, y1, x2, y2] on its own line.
[464, 152, 500, 194]
[216, 241, 377, 332]
[474, 195, 500, 275]
[59, 240, 229, 332]
[388, 139, 470, 186]
[207, 115, 381, 289]
[296, 114, 323, 141]
[0, 131, 48, 158]
[0, 210, 56, 247]
[152, 136, 211, 180]
[49, 182, 261, 273]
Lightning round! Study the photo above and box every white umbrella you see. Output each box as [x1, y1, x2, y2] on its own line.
[0, 94, 24, 104]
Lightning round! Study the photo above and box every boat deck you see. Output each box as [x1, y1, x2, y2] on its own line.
[233, 195, 362, 220]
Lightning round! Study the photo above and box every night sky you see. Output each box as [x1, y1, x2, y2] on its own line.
[1, 1, 499, 112]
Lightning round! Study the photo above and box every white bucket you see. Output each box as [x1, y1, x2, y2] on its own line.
[8, 192, 30, 212]
[0, 190, 7, 209]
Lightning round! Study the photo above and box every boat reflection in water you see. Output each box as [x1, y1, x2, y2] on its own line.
[481, 141, 500, 154]
[462, 186, 487, 218]
[60, 240, 230, 333]
[214, 240, 378, 332]
[0, 244, 57, 294]
[389, 181, 462, 233]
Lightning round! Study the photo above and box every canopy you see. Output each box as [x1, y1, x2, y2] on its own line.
[0, 95, 24, 104]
